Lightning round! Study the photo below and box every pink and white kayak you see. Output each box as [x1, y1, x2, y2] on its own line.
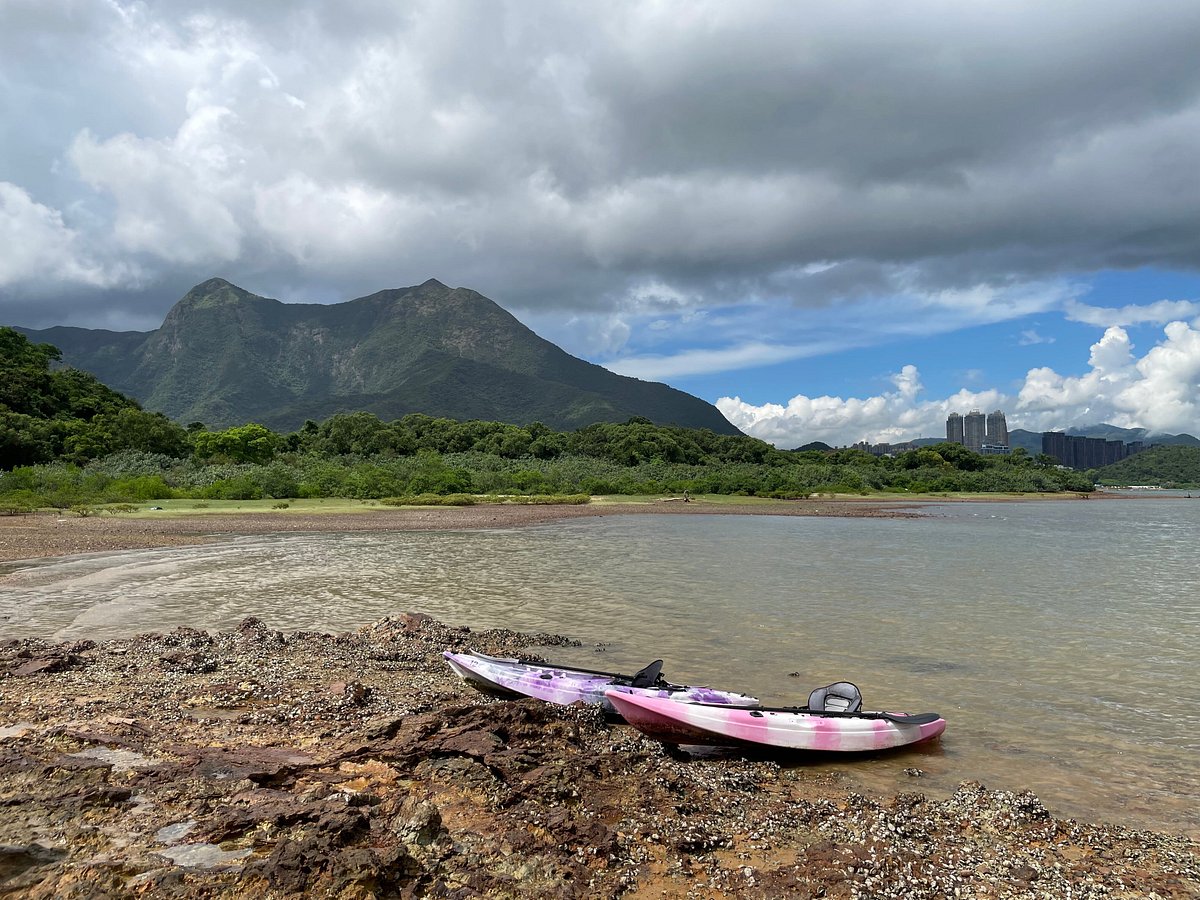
[606, 689, 945, 752]
[443, 650, 759, 714]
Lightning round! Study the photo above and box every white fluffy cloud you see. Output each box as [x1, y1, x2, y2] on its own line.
[0, 182, 124, 289]
[720, 322, 1200, 447]
[716, 365, 998, 448]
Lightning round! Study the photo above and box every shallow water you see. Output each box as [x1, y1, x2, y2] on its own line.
[2, 499, 1198, 836]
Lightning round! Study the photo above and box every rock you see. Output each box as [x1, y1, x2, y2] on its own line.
[326, 680, 372, 705]
[179, 745, 316, 784]
[395, 800, 445, 848]
[0, 844, 67, 882]
[159, 651, 218, 674]
[10, 654, 77, 676]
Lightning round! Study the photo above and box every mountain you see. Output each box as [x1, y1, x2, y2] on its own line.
[17, 278, 740, 434]
[1007, 429, 1046, 455]
[1093, 445, 1200, 487]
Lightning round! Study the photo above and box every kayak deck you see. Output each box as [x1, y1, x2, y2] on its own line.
[443, 650, 759, 712]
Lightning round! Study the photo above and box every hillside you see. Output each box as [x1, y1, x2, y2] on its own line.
[17, 279, 739, 434]
[0, 327, 187, 468]
[1093, 445, 1200, 487]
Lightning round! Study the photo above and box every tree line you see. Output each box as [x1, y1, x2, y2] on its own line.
[0, 326, 1096, 507]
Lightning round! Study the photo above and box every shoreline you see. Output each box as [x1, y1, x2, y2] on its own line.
[2, 614, 1196, 897]
[0, 491, 1141, 568]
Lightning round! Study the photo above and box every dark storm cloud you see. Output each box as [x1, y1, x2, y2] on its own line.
[1, 0, 1199, 330]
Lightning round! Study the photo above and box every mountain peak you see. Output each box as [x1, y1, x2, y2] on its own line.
[172, 278, 273, 313]
[418, 278, 448, 290]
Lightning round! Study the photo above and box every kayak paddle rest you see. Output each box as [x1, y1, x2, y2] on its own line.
[808, 681, 863, 713]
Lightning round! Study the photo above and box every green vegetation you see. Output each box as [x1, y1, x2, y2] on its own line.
[0, 327, 188, 469]
[1092, 445, 1200, 488]
[0, 325, 1096, 509]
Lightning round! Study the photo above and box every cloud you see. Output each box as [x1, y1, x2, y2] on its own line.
[0, 0, 1198, 334]
[1019, 329, 1055, 346]
[719, 322, 1200, 446]
[594, 278, 1075, 382]
[715, 365, 997, 448]
[0, 182, 125, 290]
[1064, 298, 1200, 327]
[70, 120, 245, 265]
[610, 341, 831, 381]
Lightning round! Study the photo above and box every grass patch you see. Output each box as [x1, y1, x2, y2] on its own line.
[380, 493, 590, 507]
[126, 498, 378, 516]
[102, 504, 141, 515]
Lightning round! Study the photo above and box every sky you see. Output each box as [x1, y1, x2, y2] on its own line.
[2, 1, 1200, 447]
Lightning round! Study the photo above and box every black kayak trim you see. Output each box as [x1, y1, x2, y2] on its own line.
[469, 651, 670, 687]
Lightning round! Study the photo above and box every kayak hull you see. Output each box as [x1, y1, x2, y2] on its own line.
[606, 690, 945, 752]
[443, 651, 758, 713]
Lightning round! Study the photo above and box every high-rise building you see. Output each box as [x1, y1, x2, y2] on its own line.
[963, 410, 986, 451]
[1042, 431, 1067, 464]
[946, 412, 964, 445]
[986, 410, 1008, 447]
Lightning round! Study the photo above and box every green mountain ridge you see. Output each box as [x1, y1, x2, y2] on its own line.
[16, 278, 740, 434]
[1093, 445, 1200, 487]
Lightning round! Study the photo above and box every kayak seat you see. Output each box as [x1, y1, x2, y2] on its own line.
[630, 659, 665, 688]
[808, 681, 862, 713]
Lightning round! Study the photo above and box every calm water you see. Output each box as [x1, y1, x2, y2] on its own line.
[2, 499, 1198, 836]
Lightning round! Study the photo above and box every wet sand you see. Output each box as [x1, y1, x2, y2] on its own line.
[0, 499, 926, 567]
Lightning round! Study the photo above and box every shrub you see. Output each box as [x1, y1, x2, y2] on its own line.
[102, 475, 175, 502]
[85, 450, 177, 478]
[202, 477, 265, 500]
[381, 493, 478, 506]
[254, 462, 300, 499]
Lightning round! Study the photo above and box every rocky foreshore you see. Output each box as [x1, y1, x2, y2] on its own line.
[1, 615, 1196, 899]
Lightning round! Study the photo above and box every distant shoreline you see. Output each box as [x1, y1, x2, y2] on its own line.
[0, 490, 1155, 568]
